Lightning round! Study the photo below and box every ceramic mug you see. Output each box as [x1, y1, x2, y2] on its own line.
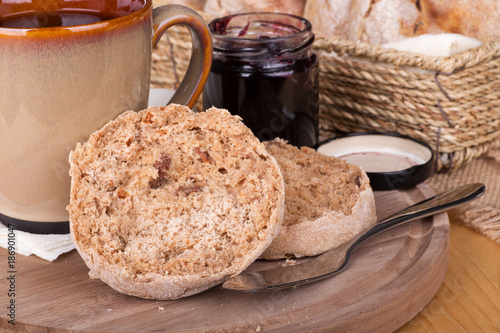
[0, 0, 212, 234]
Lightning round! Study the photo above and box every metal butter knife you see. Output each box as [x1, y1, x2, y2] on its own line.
[222, 183, 485, 292]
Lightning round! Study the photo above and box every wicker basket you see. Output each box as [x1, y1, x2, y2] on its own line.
[313, 36, 500, 172]
[151, 23, 500, 172]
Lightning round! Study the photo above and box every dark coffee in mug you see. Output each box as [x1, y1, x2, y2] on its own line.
[0, 11, 120, 28]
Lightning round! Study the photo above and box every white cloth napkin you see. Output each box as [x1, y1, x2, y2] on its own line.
[382, 33, 482, 57]
[0, 223, 75, 262]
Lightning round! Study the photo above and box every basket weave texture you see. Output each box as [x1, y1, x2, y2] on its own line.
[151, 22, 500, 172]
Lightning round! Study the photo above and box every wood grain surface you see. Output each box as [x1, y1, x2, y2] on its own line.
[0, 183, 450, 332]
[397, 215, 500, 333]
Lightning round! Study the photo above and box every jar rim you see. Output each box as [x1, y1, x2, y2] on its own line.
[208, 12, 312, 43]
[209, 12, 314, 57]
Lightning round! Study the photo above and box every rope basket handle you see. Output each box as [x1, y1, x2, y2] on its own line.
[313, 35, 500, 73]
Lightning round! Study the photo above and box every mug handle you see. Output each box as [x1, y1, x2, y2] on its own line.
[152, 5, 213, 109]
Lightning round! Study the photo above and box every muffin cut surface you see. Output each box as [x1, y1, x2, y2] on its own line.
[260, 138, 376, 259]
[68, 105, 285, 299]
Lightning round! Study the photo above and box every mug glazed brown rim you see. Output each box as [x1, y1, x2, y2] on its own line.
[0, 0, 152, 37]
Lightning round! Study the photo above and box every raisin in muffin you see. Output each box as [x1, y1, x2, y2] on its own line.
[260, 138, 376, 260]
[67, 105, 285, 300]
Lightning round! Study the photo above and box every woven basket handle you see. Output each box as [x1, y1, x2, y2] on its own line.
[152, 5, 212, 109]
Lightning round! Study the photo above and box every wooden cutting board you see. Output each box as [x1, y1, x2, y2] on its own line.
[0, 183, 449, 332]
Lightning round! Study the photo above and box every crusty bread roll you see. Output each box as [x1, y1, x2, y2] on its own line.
[421, 0, 500, 43]
[303, 0, 358, 42]
[304, 0, 500, 44]
[153, 0, 206, 11]
[304, 0, 440, 45]
[204, 0, 306, 17]
[260, 139, 376, 260]
[68, 105, 285, 300]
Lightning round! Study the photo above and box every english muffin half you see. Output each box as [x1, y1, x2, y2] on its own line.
[68, 105, 285, 299]
[260, 138, 376, 260]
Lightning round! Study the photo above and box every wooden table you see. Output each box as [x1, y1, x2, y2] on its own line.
[1, 196, 499, 332]
[398, 211, 500, 332]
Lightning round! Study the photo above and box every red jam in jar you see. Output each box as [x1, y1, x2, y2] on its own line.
[203, 12, 319, 147]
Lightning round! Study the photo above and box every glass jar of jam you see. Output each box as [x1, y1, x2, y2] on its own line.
[203, 12, 319, 147]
